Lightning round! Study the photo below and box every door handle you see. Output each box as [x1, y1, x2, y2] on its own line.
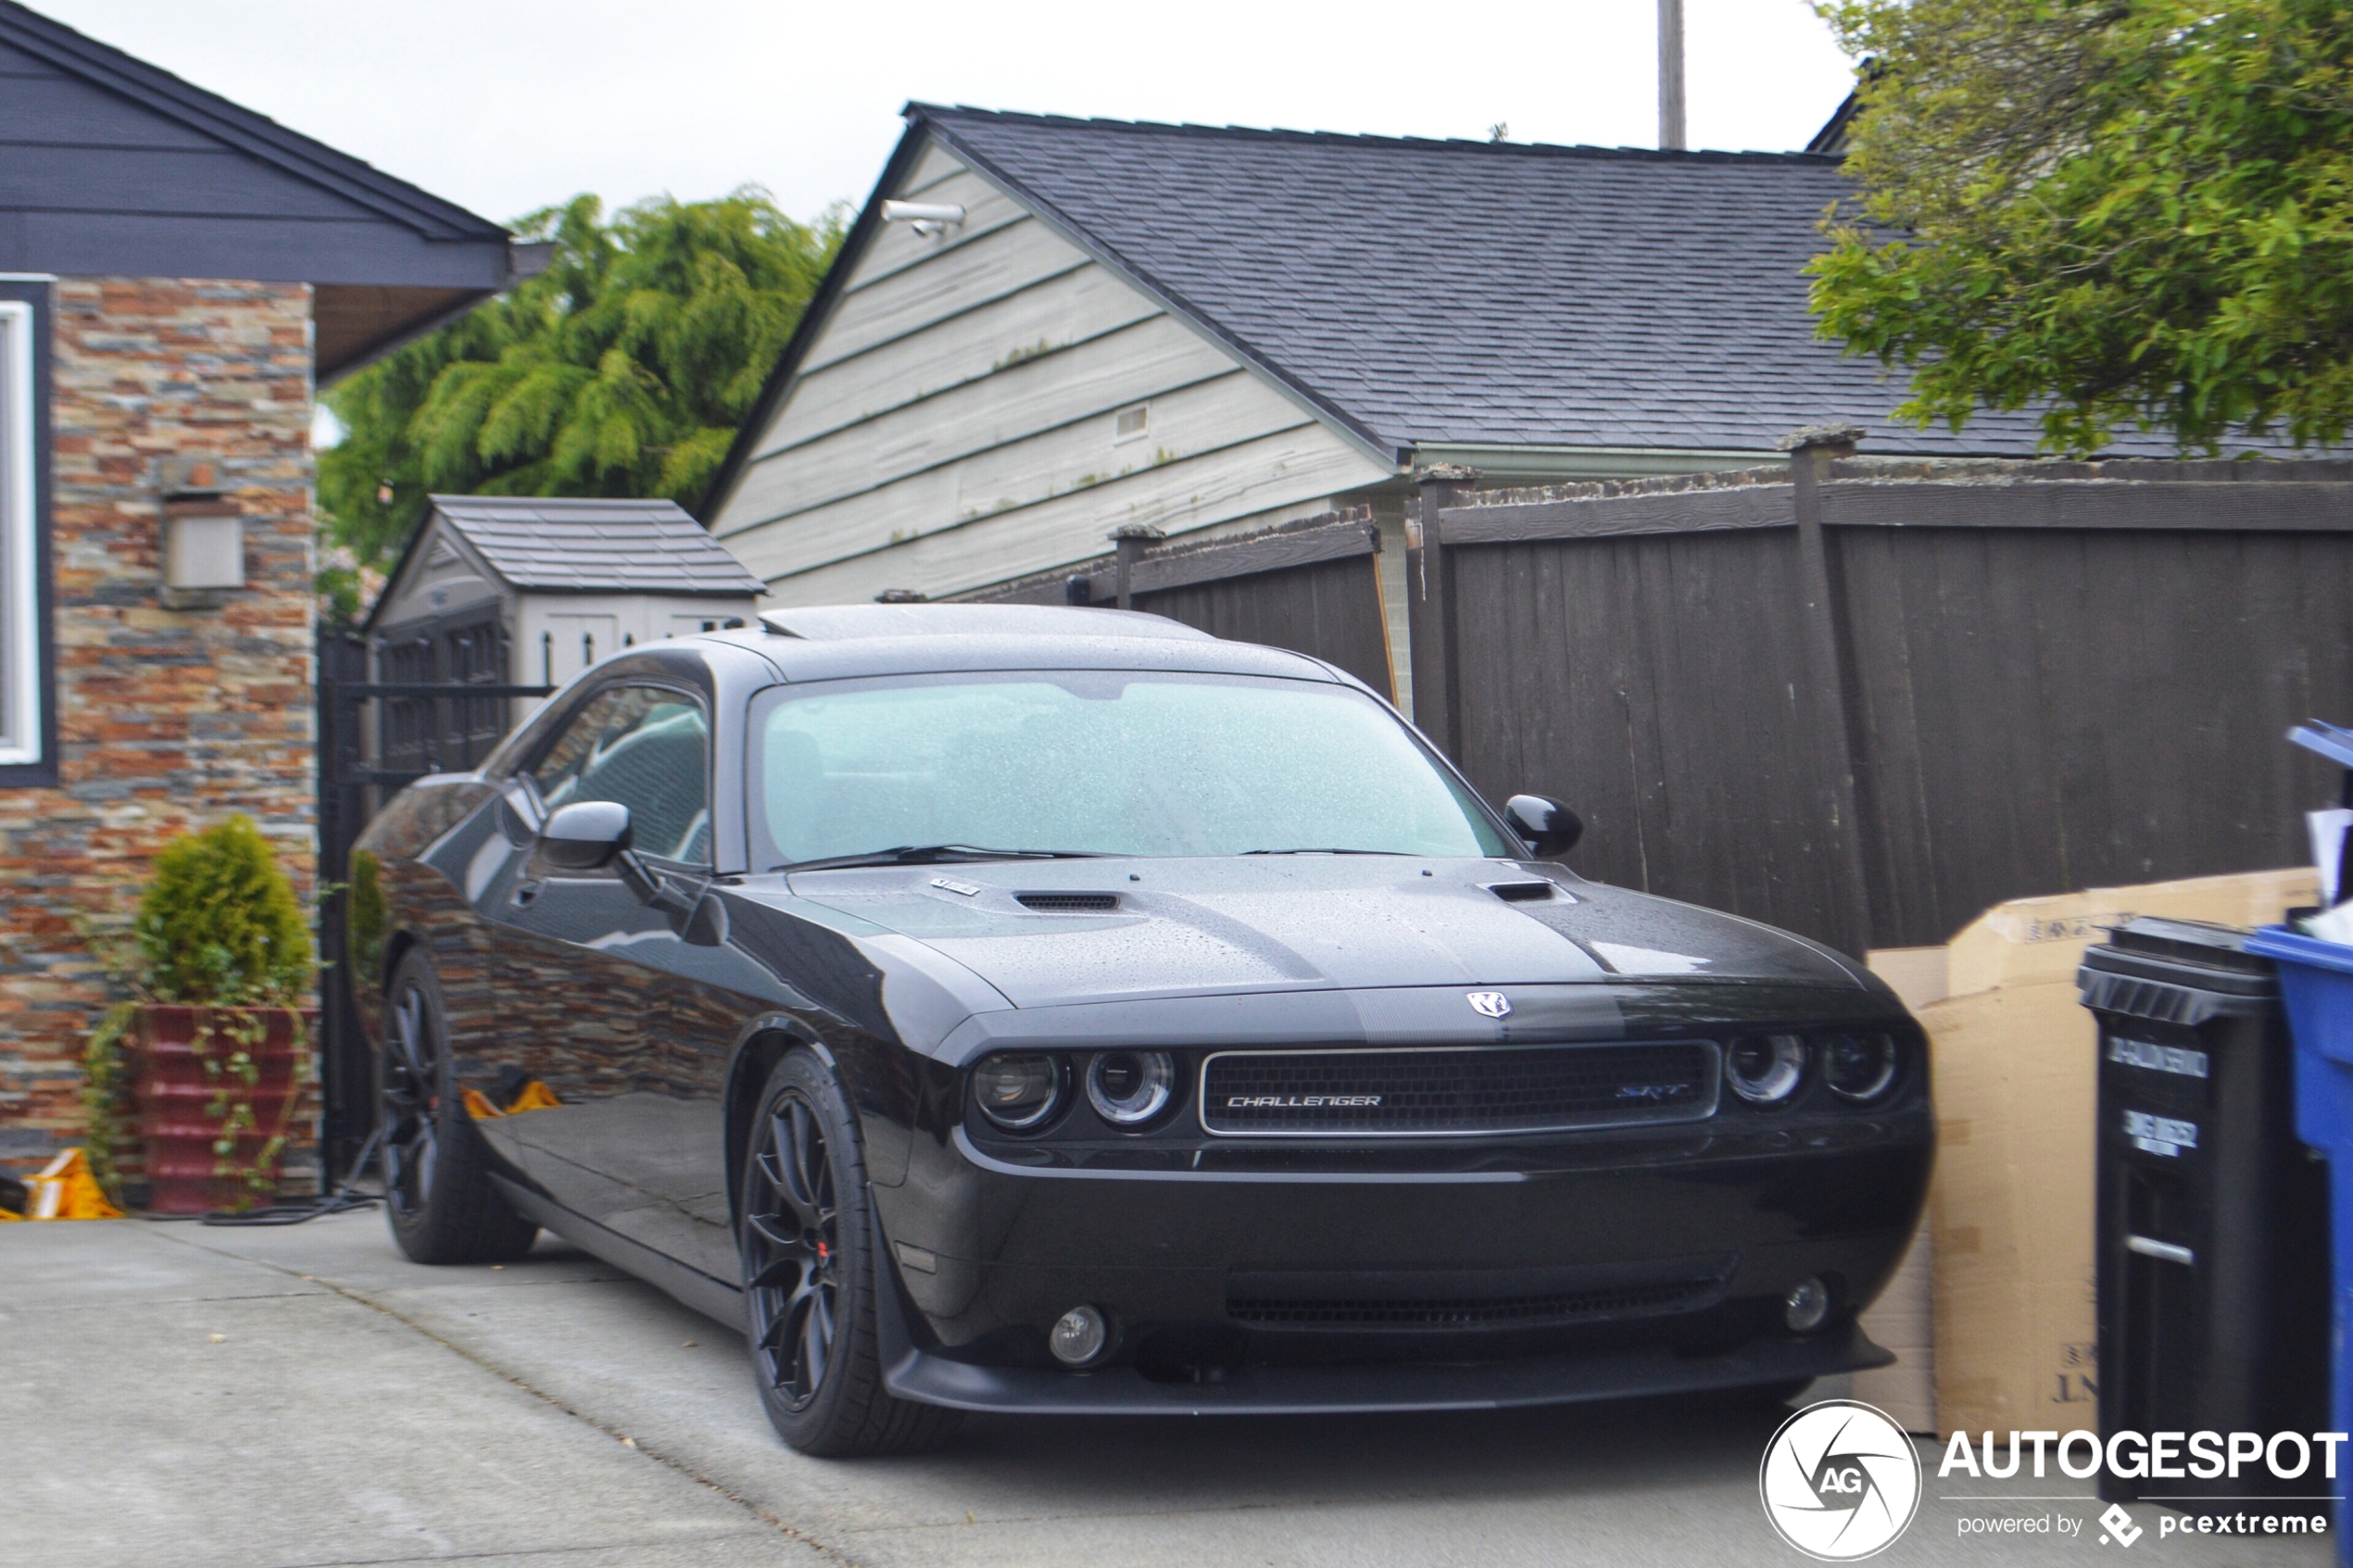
[512, 880, 542, 909]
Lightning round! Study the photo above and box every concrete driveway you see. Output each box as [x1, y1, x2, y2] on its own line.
[1, 1211, 2330, 1568]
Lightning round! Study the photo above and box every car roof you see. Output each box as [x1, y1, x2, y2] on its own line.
[760, 603, 1212, 642]
[682, 603, 1350, 685]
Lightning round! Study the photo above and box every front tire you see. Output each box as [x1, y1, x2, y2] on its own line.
[740, 1048, 961, 1457]
[379, 949, 538, 1264]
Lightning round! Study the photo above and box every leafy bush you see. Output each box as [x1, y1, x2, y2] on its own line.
[347, 847, 388, 986]
[133, 816, 312, 1006]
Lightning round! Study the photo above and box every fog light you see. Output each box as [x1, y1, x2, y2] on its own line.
[1051, 1304, 1109, 1366]
[1087, 1050, 1175, 1125]
[1785, 1276, 1832, 1334]
[972, 1053, 1065, 1132]
[1728, 1034, 1806, 1105]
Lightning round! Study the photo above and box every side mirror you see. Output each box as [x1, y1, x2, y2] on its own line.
[539, 800, 632, 872]
[1504, 794, 1583, 858]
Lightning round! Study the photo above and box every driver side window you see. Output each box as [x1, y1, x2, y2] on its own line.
[528, 684, 711, 866]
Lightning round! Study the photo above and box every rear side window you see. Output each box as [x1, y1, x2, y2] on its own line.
[529, 684, 711, 865]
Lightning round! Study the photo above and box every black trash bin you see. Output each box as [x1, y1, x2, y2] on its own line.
[2079, 917, 2330, 1514]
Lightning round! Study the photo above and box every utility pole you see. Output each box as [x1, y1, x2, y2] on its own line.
[1658, 0, 1686, 151]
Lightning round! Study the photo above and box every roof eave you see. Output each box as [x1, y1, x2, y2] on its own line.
[0, 0, 509, 243]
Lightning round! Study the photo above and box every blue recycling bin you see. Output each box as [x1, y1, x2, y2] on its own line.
[2243, 924, 2353, 1557]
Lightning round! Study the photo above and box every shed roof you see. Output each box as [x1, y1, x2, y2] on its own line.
[431, 496, 767, 596]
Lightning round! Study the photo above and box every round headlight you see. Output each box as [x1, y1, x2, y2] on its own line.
[1727, 1034, 1806, 1105]
[1822, 1031, 1899, 1103]
[1086, 1050, 1175, 1125]
[972, 1053, 1065, 1131]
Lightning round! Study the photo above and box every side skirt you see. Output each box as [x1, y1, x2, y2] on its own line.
[489, 1173, 746, 1332]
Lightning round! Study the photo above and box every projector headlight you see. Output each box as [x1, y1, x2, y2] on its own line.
[1821, 1031, 1900, 1104]
[972, 1053, 1066, 1132]
[1727, 1034, 1806, 1105]
[1086, 1050, 1176, 1126]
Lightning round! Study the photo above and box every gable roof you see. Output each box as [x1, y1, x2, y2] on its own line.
[0, 1, 537, 378]
[705, 103, 2215, 517]
[912, 107, 2086, 459]
[423, 496, 767, 598]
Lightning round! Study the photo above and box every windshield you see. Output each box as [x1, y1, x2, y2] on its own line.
[749, 671, 1510, 867]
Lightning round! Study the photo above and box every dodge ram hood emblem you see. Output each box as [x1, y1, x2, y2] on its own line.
[1467, 991, 1512, 1019]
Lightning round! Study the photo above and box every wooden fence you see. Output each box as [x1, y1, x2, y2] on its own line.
[1413, 448, 2353, 956]
[963, 508, 1396, 701]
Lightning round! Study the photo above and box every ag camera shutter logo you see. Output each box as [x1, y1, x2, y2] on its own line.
[1758, 1399, 1922, 1560]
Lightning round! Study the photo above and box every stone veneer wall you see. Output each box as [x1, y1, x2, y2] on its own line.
[0, 278, 317, 1180]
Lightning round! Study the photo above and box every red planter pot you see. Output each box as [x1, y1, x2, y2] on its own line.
[135, 1005, 318, 1214]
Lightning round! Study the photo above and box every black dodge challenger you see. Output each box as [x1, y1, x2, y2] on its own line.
[352, 603, 1931, 1456]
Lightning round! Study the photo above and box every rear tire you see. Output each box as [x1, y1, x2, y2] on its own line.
[378, 948, 538, 1264]
[740, 1048, 962, 1457]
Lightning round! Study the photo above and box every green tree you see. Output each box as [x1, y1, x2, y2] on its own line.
[320, 188, 841, 608]
[1808, 0, 2353, 456]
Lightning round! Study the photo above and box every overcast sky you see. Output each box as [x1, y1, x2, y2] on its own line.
[33, 0, 1857, 228]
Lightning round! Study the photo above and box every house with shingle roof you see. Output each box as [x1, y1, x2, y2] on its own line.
[700, 102, 2196, 642]
[0, 0, 538, 1184]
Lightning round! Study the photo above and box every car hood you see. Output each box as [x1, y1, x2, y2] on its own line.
[773, 857, 1867, 1009]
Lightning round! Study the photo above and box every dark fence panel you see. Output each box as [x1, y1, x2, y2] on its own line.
[1835, 522, 2353, 947]
[1134, 552, 1390, 698]
[1428, 458, 2353, 956]
[314, 628, 371, 1179]
[964, 510, 1397, 700]
[1449, 522, 1849, 947]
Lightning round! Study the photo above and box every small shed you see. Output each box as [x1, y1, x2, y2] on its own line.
[366, 495, 763, 771]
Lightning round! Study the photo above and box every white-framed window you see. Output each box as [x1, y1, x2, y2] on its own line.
[0, 295, 40, 771]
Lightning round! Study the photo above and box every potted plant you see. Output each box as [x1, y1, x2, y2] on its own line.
[86, 816, 318, 1213]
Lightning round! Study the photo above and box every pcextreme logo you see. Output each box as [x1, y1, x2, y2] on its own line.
[1759, 1400, 1924, 1561]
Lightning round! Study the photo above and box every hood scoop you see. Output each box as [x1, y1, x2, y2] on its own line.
[1016, 891, 1120, 912]
[1483, 880, 1560, 903]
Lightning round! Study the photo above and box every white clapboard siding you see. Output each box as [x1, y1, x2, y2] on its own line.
[901, 141, 967, 195]
[721, 315, 1239, 531]
[757, 425, 1383, 605]
[804, 217, 1088, 372]
[749, 262, 1161, 460]
[724, 369, 1322, 579]
[842, 165, 1032, 296]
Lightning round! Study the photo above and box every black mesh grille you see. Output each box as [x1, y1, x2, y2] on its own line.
[1229, 1278, 1717, 1330]
[1202, 1043, 1715, 1135]
[1016, 892, 1119, 911]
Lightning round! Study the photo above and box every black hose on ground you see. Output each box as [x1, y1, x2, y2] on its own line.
[199, 1123, 387, 1226]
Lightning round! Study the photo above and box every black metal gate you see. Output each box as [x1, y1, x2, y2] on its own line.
[315, 627, 550, 1179]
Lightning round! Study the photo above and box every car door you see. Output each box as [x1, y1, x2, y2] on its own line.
[485, 681, 719, 1264]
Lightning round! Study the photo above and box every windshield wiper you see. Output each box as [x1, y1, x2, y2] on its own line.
[776, 844, 1104, 873]
[1239, 847, 1412, 856]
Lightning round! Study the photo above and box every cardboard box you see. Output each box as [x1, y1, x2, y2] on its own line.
[1916, 867, 2316, 1439]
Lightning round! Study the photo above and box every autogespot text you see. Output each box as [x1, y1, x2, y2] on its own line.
[1938, 1427, 2349, 1484]
[1942, 1428, 2340, 1539]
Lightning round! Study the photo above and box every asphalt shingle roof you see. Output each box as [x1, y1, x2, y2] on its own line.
[431, 496, 765, 596]
[916, 107, 2189, 459]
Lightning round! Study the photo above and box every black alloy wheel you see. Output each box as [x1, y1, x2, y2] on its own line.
[745, 1089, 841, 1411]
[739, 1049, 962, 1457]
[378, 949, 538, 1265]
[381, 972, 440, 1223]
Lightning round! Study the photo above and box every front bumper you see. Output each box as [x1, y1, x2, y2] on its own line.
[870, 1109, 1931, 1413]
[878, 1286, 1891, 1415]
